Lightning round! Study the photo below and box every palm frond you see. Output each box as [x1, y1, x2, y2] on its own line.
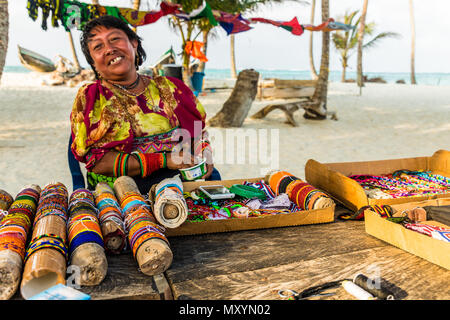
[363, 32, 401, 50]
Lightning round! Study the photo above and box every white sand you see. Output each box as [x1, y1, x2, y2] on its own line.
[1, 72, 449, 197]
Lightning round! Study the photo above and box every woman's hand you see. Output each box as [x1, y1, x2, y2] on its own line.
[91, 151, 119, 176]
[201, 163, 214, 179]
[165, 151, 196, 170]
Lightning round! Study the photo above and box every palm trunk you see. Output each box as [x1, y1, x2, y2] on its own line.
[230, 34, 238, 79]
[357, 0, 368, 93]
[0, 0, 9, 84]
[91, 0, 99, 4]
[198, 29, 209, 73]
[341, 58, 347, 82]
[309, 0, 318, 80]
[178, 20, 194, 90]
[199, 29, 210, 91]
[304, 0, 329, 120]
[67, 30, 81, 72]
[409, 0, 417, 84]
[132, 0, 141, 33]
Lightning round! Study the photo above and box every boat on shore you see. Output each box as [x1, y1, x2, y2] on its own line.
[17, 45, 56, 73]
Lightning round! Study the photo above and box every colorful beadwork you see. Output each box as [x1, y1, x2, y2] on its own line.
[119, 191, 169, 259]
[0, 186, 40, 260]
[94, 182, 126, 254]
[0, 189, 14, 211]
[67, 189, 104, 257]
[25, 183, 69, 261]
[350, 170, 450, 199]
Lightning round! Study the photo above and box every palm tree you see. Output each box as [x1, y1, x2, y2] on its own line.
[356, 0, 368, 94]
[303, 0, 329, 120]
[230, 34, 238, 79]
[332, 10, 400, 82]
[308, 0, 318, 80]
[409, 0, 416, 84]
[0, 0, 8, 84]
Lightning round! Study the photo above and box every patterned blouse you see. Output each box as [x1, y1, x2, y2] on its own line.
[70, 75, 210, 171]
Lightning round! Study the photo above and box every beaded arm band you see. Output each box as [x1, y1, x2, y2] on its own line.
[113, 152, 166, 178]
[24, 233, 68, 262]
[132, 152, 166, 178]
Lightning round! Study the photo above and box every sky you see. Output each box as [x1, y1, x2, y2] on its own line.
[5, 0, 450, 74]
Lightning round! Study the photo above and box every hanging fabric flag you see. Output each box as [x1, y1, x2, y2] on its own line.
[327, 21, 355, 32]
[214, 11, 252, 35]
[250, 17, 304, 36]
[27, 0, 64, 30]
[184, 41, 208, 62]
[119, 2, 180, 27]
[302, 18, 353, 32]
[61, 1, 124, 31]
[175, 1, 218, 26]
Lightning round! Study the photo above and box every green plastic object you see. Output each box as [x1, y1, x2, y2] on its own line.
[229, 184, 267, 200]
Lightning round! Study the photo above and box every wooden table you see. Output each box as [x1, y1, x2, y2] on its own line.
[165, 205, 450, 300]
[12, 205, 450, 300]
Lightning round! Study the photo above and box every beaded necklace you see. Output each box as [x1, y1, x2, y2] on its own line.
[106, 74, 148, 97]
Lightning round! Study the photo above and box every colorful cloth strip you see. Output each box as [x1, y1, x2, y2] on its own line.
[403, 222, 450, 238]
[249, 17, 304, 36]
[215, 12, 252, 35]
[184, 41, 208, 62]
[26, 0, 354, 37]
[338, 204, 395, 221]
[431, 230, 450, 243]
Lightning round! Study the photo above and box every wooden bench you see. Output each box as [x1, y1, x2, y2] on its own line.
[253, 79, 317, 126]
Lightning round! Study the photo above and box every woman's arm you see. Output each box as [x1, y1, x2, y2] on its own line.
[91, 150, 197, 177]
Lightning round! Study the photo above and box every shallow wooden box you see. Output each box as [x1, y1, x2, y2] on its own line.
[165, 177, 335, 237]
[304, 149, 450, 212]
[364, 198, 450, 270]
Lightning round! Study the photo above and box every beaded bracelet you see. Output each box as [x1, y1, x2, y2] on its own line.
[25, 236, 68, 262]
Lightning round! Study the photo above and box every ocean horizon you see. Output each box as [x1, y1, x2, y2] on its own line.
[4, 65, 450, 86]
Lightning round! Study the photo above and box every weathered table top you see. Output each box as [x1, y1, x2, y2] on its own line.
[165, 206, 450, 300]
[12, 205, 450, 300]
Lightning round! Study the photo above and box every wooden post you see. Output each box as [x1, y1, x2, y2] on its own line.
[207, 69, 259, 127]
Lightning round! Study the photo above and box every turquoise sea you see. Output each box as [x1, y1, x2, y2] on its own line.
[4, 65, 450, 86]
[203, 68, 450, 86]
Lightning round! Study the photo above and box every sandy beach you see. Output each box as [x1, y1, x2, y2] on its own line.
[0, 71, 449, 197]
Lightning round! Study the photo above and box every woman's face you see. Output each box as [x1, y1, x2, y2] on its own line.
[87, 26, 138, 81]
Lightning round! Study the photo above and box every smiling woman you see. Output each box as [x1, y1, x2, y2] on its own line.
[70, 15, 220, 196]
